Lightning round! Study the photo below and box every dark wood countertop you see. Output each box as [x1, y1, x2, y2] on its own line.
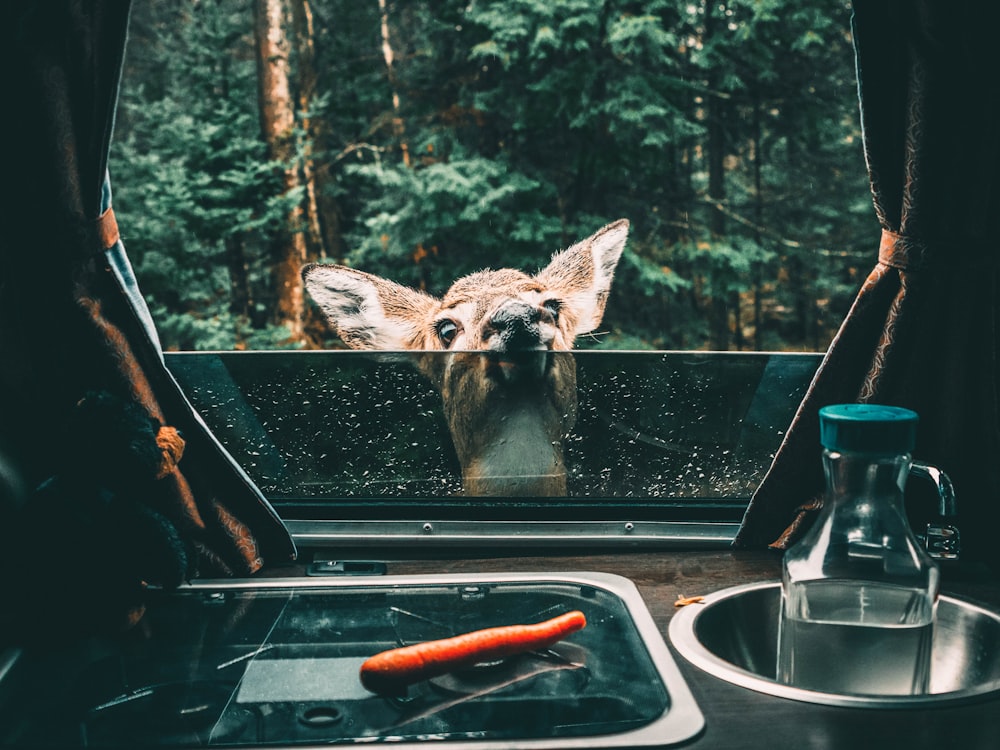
[276, 547, 1000, 750]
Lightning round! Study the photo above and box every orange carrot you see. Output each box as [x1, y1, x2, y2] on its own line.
[359, 610, 586, 694]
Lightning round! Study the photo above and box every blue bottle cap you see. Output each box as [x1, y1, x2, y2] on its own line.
[818, 403, 918, 453]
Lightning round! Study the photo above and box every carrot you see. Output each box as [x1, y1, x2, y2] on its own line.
[674, 594, 705, 607]
[359, 610, 587, 695]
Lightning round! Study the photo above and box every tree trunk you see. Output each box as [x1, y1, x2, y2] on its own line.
[751, 94, 764, 351]
[290, 0, 327, 260]
[226, 233, 252, 321]
[705, 4, 729, 351]
[291, 0, 345, 262]
[254, 0, 307, 342]
[707, 100, 730, 350]
[379, 0, 411, 167]
[730, 290, 744, 351]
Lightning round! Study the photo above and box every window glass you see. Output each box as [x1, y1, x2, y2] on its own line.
[168, 350, 819, 520]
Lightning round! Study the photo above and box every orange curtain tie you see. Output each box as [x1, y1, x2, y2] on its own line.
[96, 206, 120, 250]
[877, 228, 928, 271]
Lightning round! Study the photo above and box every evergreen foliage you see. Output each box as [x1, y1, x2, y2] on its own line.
[112, 0, 874, 352]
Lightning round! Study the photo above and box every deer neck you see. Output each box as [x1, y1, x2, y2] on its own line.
[453, 399, 568, 498]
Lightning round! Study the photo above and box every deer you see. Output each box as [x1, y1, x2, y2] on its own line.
[302, 219, 628, 497]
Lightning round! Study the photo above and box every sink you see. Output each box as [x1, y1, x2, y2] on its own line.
[0, 572, 704, 748]
[668, 580, 1000, 708]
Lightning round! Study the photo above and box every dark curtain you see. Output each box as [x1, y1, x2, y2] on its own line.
[0, 0, 295, 640]
[735, 1, 1000, 570]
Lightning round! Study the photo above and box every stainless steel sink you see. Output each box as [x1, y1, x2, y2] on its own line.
[0, 572, 704, 748]
[668, 580, 1000, 708]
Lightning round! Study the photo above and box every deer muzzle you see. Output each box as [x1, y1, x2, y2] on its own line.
[483, 300, 553, 384]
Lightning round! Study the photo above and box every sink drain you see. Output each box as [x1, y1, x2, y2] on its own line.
[299, 704, 345, 728]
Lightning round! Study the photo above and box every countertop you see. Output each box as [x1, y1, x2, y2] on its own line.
[271, 547, 1000, 750]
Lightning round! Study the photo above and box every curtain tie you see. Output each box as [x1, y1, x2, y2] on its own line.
[95, 206, 120, 251]
[878, 228, 930, 271]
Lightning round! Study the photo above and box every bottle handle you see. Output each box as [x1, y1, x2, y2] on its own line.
[910, 460, 961, 560]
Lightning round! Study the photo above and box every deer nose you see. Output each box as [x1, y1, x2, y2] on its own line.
[486, 300, 551, 351]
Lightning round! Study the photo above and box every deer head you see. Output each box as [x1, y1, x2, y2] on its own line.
[302, 219, 628, 497]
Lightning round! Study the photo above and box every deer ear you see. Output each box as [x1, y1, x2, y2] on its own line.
[536, 219, 629, 336]
[302, 264, 437, 349]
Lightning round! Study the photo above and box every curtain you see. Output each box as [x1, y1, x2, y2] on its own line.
[735, 1, 1000, 570]
[0, 0, 295, 640]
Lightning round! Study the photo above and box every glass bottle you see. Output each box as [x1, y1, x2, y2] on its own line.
[776, 404, 940, 696]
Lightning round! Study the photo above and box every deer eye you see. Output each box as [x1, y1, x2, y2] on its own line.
[435, 319, 459, 347]
[542, 299, 562, 321]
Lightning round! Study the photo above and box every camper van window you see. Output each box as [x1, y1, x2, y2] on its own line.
[111, 2, 869, 533]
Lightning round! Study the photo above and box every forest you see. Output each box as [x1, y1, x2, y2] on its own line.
[111, 0, 874, 352]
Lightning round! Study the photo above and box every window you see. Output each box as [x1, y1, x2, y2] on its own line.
[111, 1, 865, 544]
[167, 349, 820, 543]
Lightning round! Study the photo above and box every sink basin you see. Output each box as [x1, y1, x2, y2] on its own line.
[0, 572, 704, 748]
[668, 580, 1000, 708]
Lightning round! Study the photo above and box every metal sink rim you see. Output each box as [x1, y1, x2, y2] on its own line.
[668, 580, 1000, 709]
